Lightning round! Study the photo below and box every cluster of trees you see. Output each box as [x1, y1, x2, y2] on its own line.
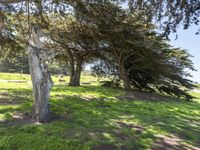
[0, 55, 29, 73]
[0, 0, 199, 122]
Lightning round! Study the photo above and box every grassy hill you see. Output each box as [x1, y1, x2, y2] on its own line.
[0, 73, 199, 150]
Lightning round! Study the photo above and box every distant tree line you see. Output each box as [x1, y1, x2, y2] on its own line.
[0, 56, 29, 73]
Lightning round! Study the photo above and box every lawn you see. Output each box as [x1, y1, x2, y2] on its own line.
[0, 72, 97, 84]
[0, 73, 199, 150]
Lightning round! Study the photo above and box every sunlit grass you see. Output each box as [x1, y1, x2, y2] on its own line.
[0, 72, 99, 85]
[0, 73, 199, 150]
[0, 73, 30, 80]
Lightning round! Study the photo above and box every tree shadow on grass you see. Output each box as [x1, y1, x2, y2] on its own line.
[0, 87, 33, 122]
[0, 85, 199, 150]
[49, 91, 200, 149]
[0, 88, 32, 105]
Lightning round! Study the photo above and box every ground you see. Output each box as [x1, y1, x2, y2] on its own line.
[0, 73, 199, 150]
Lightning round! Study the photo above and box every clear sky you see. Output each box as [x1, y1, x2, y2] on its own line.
[169, 26, 200, 83]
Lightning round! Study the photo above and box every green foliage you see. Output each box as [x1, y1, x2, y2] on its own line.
[74, 2, 195, 98]
[91, 61, 113, 80]
[127, 46, 195, 99]
[101, 80, 121, 88]
[0, 55, 29, 73]
[128, 0, 200, 35]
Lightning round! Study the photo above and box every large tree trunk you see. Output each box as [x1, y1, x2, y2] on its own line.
[112, 48, 130, 90]
[119, 61, 130, 90]
[68, 60, 76, 86]
[69, 60, 82, 86]
[27, 25, 53, 123]
[74, 60, 82, 86]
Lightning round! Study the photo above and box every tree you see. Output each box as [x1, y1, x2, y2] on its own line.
[0, 2, 56, 122]
[46, 13, 101, 86]
[1, 0, 200, 34]
[128, 0, 200, 35]
[27, 25, 53, 122]
[74, 2, 195, 99]
[73, 2, 149, 89]
[0, 54, 29, 73]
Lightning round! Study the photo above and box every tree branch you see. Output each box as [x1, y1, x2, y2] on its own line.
[0, 0, 26, 4]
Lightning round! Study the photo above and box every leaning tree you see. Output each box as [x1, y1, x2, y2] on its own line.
[75, 2, 195, 99]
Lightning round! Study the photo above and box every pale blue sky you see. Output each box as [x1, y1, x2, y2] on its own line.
[169, 26, 200, 83]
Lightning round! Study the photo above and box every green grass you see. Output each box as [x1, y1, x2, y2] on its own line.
[0, 73, 200, 150]
[0, 73, 30, 80]
[0, 72, 98, 84]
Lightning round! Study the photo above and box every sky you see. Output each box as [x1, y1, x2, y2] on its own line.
[169, 26, 200, 83]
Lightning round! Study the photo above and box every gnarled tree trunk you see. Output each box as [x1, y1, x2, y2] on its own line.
[119, 60, 130, 90]
[27, 25, 53, 123]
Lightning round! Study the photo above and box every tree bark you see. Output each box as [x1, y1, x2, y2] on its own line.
[112, 47, 130, 90]
[27, 25, 52, 123]
[119, 61, 130, 90]
[74, 60, 82, 86]
[69, 59, 82, 86]
[68, 60, 75, 86]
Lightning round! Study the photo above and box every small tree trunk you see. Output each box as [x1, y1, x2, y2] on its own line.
[28, 25, 53, 123]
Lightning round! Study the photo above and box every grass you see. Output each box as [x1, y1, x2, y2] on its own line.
[0, 73, 31, 80]
[0, 73, 200, 150]
[0, 72, 97, 84]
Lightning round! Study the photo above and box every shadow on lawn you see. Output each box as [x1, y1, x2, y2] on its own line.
[0, 88, 32, 115]
[50, 94, 200, 149]
[0, 85, 199, 150]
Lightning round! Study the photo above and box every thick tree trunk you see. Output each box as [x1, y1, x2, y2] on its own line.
[68, 60, 76, 86]
[69, 60, 82, 86]
[119, 61, 130, 90]
[74, 60, 82, 86]
[28, 25, 52, 123]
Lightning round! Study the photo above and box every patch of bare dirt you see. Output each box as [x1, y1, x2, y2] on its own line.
[80, 95, 97, 101]
[117, 91, 175, 101]
[152, 134, 200, 150]
[0, 111, 73, 128]
[0, 111, 36, 127]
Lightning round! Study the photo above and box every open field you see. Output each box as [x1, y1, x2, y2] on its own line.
[0, 73, 200, 150]
[0, 72, 97, 84]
